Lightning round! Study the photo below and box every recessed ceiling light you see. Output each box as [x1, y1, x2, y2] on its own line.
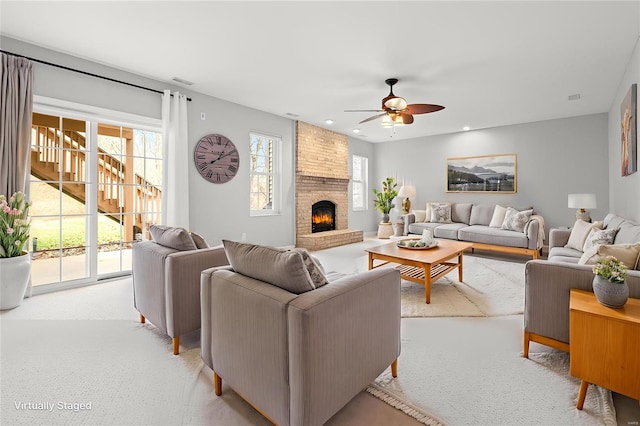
[463, 126, 470, 131]
[352, 129, 360, 133]
[325, 119, 334, 125]
[568, 94, 581, 101]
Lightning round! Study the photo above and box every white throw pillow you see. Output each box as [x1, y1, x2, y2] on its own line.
[582, 227, 619, 252]
[501, 207, 533, 232]
[424, 202, 432, 222]
[412, 209, 427, 223]
[565, 220, 598, 252]
[489, 205, 507, 228]
[429, 203, 452, 223]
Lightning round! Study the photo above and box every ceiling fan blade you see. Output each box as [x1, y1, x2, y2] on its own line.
[344, 109, 384, 113]
[401, 113, 414, 124]
[405, 104, 445, 114]
[359, 112, 387, 124]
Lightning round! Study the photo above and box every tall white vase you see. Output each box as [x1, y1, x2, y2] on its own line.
[0, 252, 31, 310]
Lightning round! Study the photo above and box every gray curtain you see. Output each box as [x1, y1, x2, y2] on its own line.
[0, 52, 33, 197]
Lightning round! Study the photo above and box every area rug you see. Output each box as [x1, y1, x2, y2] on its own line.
[313, 239, 526, 317]
[365, 317, 617, 426]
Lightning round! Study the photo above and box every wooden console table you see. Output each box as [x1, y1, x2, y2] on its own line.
[569, 289, 640, 410]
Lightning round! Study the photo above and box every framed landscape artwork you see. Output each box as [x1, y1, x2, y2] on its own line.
[446, 154, 517, 193]
[621, 83, 637, 176]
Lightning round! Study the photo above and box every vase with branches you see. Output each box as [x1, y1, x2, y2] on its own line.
[372, 177, 398, 223]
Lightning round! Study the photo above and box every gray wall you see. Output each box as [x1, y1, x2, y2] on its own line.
[4, 34, 634, 248]
[370, 113, 610, 235]
[2, 36, 296, 247]
[608, 36, 640, 223]
[348, 136, 378, 233]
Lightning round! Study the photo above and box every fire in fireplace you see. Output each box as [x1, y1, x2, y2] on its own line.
[312, 200, 336, 233]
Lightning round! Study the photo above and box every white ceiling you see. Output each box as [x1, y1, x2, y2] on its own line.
[1, 1, 639, 142]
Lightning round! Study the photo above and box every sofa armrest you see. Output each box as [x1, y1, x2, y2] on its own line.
[525, 260, 640, 344]
[402, 213, 415, 236]
[287, 268, 401, 426]
[165, 245, 229, 337]
[132, 240, 180, 334]
[549, 228, 571, 249]
[525, 219, 540, 250]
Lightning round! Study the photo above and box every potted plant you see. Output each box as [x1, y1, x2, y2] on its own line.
[0, 191, 32, 310]
[372, 177, 398, 223]
[591, 255, 628, 308]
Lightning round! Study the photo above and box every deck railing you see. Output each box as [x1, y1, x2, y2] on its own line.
[30, 123, 161, 242]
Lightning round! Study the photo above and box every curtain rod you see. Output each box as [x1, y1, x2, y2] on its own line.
[1, 49, 192, 102]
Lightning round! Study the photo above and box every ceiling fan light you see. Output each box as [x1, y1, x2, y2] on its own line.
[393, 115, 404, 126]
[384, 96, 408, 111]
[381, 115, 393, 128]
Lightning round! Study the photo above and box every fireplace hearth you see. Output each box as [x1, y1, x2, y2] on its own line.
[312, 200, 336, 233]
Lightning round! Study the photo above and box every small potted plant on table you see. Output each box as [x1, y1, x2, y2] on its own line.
[592, 255, 628, 308]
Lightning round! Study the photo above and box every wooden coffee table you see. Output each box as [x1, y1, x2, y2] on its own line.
[366, 239, 473, 304]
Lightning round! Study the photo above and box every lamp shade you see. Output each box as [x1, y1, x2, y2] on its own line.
[568, 193, 597, 209]
[398, 185, 416, 198]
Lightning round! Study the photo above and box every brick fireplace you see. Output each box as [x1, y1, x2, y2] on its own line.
[295, 122, 363, 250]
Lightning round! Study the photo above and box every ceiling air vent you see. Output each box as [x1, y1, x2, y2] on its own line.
[568, 94, 581, 101]
[172, 77, 194, 86]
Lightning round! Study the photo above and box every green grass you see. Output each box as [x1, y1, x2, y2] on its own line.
[29, 177, 122, 251]
[31, 216, 121, 251]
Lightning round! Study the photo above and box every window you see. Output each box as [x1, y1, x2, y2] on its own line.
[249, 132, 280, 215]
[352, 154, 368, 211]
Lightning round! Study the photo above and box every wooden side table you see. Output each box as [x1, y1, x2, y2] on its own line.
[569, 289, 640, 410]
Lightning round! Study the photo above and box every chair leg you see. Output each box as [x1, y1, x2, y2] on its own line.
[139, 313, 145, 323]
[172, 337, 180, 355]
[523, 331, 530, 358]
[214, 371, 222, 396]
[391, 359, 398, 378]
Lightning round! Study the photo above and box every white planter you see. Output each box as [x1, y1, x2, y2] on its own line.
[0, 252, 31, 310]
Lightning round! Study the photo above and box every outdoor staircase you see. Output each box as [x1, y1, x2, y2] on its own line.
[30, 114, 161, 241]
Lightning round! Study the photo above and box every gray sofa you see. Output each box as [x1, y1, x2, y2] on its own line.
[200, 241, 401, 426]
[524, 213, 640, 356]
[403, 203, 543, 259]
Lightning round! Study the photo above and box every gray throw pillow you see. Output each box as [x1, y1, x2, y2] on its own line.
[501, 207, 533, 232]
[291, 248, 329, 288]
[582, 227, 619, 252]
[149, 225, 197, 251]
[429, 203, 452, 223]
[222, 240, 316, 294]
[190, 231, 209, 249]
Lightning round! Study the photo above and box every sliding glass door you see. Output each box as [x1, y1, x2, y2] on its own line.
[29, 107, 162, 292]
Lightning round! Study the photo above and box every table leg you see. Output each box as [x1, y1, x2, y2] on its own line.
[576, 380, 589, 410]
[458, 251, 464, 282]
[424, 264, 432, 304]
[368, 253, 373, 270]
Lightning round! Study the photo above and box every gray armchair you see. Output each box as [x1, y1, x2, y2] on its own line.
[200, 247, 401, 426]
[132, 239, 228, 354]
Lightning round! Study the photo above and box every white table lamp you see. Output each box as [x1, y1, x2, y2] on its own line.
[568, 193, 596, 222]
[398, 185, 417, 215]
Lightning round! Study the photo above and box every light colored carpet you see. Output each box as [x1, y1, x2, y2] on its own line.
[1, 241, 632, 425]
[313, 238, 525, 317]
[367, 317, 617, 426]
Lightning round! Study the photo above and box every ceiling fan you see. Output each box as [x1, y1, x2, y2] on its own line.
[345, 78, 445, 126]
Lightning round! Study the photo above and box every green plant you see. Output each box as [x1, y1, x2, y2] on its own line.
[0, 192, 31, 258]
[592, 256, 627, 284]
[372, 177, 399, 215]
